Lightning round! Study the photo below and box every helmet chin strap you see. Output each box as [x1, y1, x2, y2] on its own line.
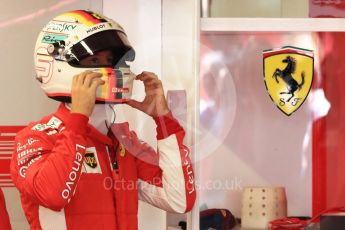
[65, 103, 116, 135]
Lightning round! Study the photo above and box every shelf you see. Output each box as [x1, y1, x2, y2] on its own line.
[201, 18, 345, 32]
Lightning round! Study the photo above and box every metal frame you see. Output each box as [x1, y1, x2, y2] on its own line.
[201, 18, 345, 32]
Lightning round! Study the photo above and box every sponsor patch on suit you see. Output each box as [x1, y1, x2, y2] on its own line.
[82, 147, 102, 174]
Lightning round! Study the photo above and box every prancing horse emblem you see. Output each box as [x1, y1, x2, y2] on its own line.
[263, 46, 313, 116]
[272, 56, 305, 102]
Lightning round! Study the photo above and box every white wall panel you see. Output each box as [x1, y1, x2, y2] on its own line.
[161, 0, 200, 229]
[0, 1, 102, 229]
[103, 1, 166, 230]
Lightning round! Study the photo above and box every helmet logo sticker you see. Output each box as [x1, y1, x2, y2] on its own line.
[43, 20, 77, 33]
[112, 88, 129, 93]
[42, 34, 68, 44]
[86, 24, 106, 34]
[89, 12, 105, 20]
[263, 46, 314, 116]
[35, 48, 54, 84]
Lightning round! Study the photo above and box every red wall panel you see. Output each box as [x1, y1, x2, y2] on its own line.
[0, 126, 25, 187]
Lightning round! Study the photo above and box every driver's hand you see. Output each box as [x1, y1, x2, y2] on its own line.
[127, 71, 170, 117]
[71, 71, 104, 117]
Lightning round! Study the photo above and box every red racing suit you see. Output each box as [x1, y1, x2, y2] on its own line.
[10, 103, 196, 230]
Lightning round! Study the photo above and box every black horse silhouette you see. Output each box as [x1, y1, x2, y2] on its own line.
[272, 56, 305, 102]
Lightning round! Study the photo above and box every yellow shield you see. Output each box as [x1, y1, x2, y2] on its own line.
[263, 46, 313, 116]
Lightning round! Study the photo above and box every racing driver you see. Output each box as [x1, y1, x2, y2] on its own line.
[10, 10, 196, 229]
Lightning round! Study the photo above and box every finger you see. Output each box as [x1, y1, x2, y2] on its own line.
[141, 79, 163, 91]
[142, 71, 158, 77]
[84, 72, 103, 87]
[72, 74, 79, 87]
[145, 81, 164, 94]
[142, 78, 157, 88]
[136, 72, 158, 81]
[144, 83, 162, 94]
[90, 78, 105, 91]
[137, 71, 157, 77]
[145, 79, 162, 87]
[126, 99, 145, 112]
[76, 71, 92, 86]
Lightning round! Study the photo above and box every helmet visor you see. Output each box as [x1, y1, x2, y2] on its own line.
[68, 30, 135, 67]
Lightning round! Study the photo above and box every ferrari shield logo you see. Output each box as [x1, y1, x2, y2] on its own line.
[263, 46, 314, 116]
